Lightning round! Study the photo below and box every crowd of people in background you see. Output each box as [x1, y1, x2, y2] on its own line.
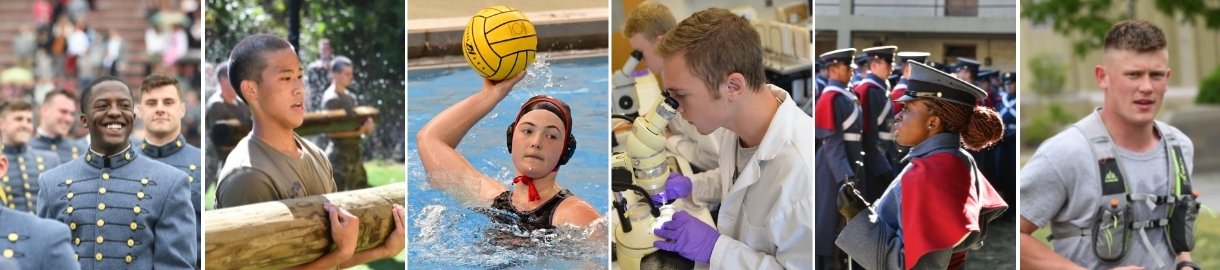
[0, 0, 203, 147]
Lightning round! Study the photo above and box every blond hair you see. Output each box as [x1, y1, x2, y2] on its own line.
[656, 8, 765, 98]
[621, 1, 676, 39]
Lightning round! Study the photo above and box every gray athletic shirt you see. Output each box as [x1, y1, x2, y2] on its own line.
[1021, 113, 1193, 269]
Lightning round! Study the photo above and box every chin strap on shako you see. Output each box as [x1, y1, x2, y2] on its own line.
[1049, 111, 1200, 268]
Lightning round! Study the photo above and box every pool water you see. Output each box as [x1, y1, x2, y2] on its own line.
[406, 56, 610, 269]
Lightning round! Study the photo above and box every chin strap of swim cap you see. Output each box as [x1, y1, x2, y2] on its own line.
[513, 175, 542, 201]
[513, 165, 560, 202]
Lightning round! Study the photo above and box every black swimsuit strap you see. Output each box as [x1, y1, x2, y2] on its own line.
[487, 189, 573, 231]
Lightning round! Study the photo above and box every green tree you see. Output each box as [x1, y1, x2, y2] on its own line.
[1022, 0, 1220, 57]
[206, 0, 405, 161]
[1027, 54, 1067, 101]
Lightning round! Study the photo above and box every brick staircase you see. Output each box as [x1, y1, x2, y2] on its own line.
[0, 0, 150, 87]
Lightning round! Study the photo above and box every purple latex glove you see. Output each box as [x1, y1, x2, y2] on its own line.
[649, 172, 692, 207]
[653, 210, 719, 264]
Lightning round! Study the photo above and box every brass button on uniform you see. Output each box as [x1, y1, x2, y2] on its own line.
[136, 191, 144, 199]
[7, 233, 16, 242]
[190, 164, 197, 171]
[95, 253, 102, 261]
[67, 192, 73, 199]
[74, 237, 80, 246]
[129, 222, 138, 230]
[96, 220, 104, 227]
[127, 238, 134, 247]
[98, 203, 106, 211]
[69, 222, 76, 230]
[96, 236, 103, 244]
[102, 173, 109, 180]
[98, 187, 106, 194]
[133, 205, 141, 214]
[125, 254, 132, 263]
[140, 178, 148, 186]
[66, 206, 73, 214]
[4, 249, 13, 258]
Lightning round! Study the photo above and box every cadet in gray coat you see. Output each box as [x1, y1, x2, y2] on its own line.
[0, 153, 78, 269]
[36, 76, 196, 269]
[0, 98, 61, 214]
[30, 90, 86, 163]
[137, 73, 203, 266]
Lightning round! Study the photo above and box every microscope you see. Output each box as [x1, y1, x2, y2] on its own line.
[611, 93, 682, 270]
[612, 50, 644, 117]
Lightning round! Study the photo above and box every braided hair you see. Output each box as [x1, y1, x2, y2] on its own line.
[926, 99, 1004, 151]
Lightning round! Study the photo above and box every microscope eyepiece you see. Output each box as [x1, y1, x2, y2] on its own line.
[661, 90, 679, 110]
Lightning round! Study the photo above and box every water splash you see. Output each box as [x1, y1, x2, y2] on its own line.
[409, 202, 610, 269]
[518, 53, 560, 97]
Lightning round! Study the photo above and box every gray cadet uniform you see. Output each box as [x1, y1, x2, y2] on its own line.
[36, 146, 197, 269]
[29, 130, 84, 164]
[1022, 108, 1193, 269]
[321, 85, 368, 191]
[215, 134, 336, 209]
[1, 144, 60, 214]
[0, 208, 79, 269]
[141, 134, 202, 260]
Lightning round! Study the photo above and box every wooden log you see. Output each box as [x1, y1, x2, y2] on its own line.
[204, 182, 405, 270]
[210, 106, 381, 150]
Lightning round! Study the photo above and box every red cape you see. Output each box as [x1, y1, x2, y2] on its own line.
[815, 90, 843, 132]
[890, 87, 905, 116]
[899, 153, 1007, 269]
[852, 81, 881, 132]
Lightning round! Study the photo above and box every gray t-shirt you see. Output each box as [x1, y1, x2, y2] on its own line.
[1021, 116, 1193, 269]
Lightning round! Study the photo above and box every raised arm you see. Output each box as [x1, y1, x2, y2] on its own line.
[416, 72, 526, 206]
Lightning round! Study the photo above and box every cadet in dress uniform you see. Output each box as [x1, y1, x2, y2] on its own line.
[136, 73, 203, 263]
[849, 54, 868, 87]
[0, 99, 61, 214]
[852, 46, 897, 202]
[814, 48, 865, 270]
[836, 60, 1008, 269]
[0, 204, 79, 269]
[30, 90, 85, 163]
[995, 72, 1018, 218]
[814, 59, 827, 103]
[890, 52, 931, 168]
[36, 76, 196, 269]
[0, 152, 78, 270]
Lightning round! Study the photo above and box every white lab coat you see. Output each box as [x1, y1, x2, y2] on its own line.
[689, 85, 814, 269]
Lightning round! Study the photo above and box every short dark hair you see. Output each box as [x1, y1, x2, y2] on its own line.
[215, 61, 230, 80]
[140, 73, 181, 99]
[330, 56, 352, 74]
[0, 98, 33, 118]
[79, 76, 128, 113]
[1104, 20, 1167, 54]
[228, 34, 294, 102]
[42, 89, 76, 106]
